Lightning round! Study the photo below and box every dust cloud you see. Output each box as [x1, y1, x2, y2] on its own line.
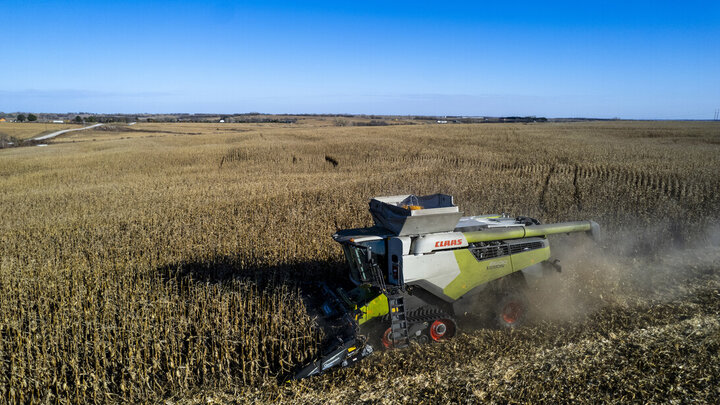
[526, 222, 720, 323]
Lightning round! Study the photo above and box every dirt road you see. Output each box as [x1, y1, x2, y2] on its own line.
[33, 123, 103, 141]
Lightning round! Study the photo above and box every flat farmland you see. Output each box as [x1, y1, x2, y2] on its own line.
[1, 120, 719, 403]
[0, 122, 79, 141]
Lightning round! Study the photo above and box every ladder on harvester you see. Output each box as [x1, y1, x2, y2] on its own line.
[367, 246, 410, 348]
[387, 294, 410, 348]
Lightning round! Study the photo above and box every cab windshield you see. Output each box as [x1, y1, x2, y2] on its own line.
[342, 240, 386, 285]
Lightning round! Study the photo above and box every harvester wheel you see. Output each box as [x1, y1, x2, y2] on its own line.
[494, 291, 528, 328]
[382, 327, 395, 349]
[429, 319, 457, 341]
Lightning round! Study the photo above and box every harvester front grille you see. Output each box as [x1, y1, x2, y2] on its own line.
[469, 240, 544, 261]
[509, 241, 544, 254]
[469, 244, 509, 260]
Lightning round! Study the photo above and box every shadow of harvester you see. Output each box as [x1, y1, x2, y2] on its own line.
[154, 255, 354, 383]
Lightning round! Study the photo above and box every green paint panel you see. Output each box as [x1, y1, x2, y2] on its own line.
[444, 250, 513, 299]
[511, 246, 551, 271]
[357, 293, 389, 325]
[443, 246, 551, 300]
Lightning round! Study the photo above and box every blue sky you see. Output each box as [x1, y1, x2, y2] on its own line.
[1, 1, 719, 118]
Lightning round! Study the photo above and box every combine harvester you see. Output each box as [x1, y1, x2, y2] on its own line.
[295, 194, 599, 379]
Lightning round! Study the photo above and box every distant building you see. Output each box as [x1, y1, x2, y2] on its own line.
[52, 120, 64, 123]
[0, 118, 6, 122]
[219, 119, 225, 123]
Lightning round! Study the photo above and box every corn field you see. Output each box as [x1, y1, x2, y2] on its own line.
[0, 120, 719, 403]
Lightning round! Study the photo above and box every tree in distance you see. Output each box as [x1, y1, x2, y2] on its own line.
[74, 115, 83, 123]
[27, 114, 38, 122]
[86, 116, 97, 123]
[16, 114, 26, 122]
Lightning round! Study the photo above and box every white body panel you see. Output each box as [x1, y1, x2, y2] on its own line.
[411, 232, 468, 255]
[402, 251, 460, 289]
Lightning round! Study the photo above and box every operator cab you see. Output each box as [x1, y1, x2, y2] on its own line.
[333, 193, 461, 287]
[333, 226, 391, 286]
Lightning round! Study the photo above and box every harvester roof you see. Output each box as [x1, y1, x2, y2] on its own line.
[335, 194, 531, 241]
[332, 226, 393, 243]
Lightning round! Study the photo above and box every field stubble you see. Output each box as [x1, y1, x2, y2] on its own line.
[0, 121, 719, 403]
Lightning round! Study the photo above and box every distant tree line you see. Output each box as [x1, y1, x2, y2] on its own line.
[14, 114, 38, 122]
[410, 116, 547, 123]
[503, 116, 548, 122]
[334, 119, 390, 127]
[72, 115, 136, 124]
[2, 113, 548, 124]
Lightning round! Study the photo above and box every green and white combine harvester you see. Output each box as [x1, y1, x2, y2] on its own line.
[294, 194, 600, 379]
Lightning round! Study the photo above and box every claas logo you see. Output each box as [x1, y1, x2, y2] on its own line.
[434, 239, 463, 248]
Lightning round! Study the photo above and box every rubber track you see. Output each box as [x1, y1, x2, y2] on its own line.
[406, 306, 455, 325]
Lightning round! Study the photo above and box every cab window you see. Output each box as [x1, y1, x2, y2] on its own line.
[342, 240, 387, 284]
